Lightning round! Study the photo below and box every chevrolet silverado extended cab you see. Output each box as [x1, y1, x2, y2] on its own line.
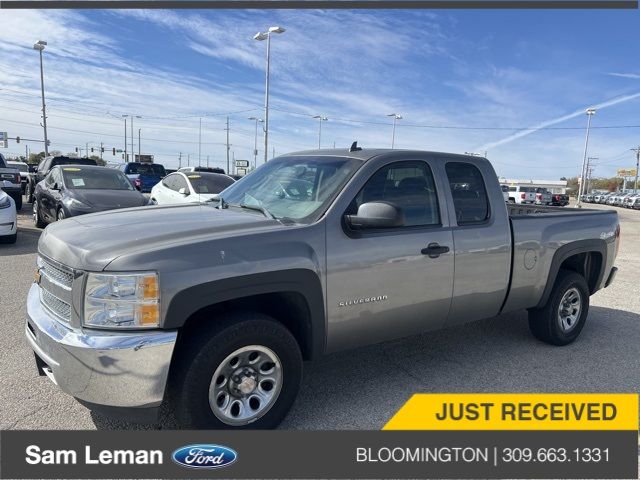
[26, 148, 620, 429]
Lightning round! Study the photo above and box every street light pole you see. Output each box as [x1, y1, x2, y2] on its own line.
[248, 117, 263, 169]
[33, 40, 49, 156]
[387, 113, 402, 149]
[577, 108, 596, 207]
[138, 128, 141, 160]
[123, 117, 127, 162]
[254, 26, 285, 164]
[632, 146, 640, 194]
[312, 115, 328, 149]
[198, 117, 202, 166]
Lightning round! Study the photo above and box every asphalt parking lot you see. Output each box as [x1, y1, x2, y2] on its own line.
[1, 201, 638, 430]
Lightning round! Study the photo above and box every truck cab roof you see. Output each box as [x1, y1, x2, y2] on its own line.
[280, 148, 486, 163]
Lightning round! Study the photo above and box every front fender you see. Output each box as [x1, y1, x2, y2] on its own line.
[164, 268, 326, 358]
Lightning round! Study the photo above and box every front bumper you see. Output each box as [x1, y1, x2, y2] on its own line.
[25, 283, 178, 411]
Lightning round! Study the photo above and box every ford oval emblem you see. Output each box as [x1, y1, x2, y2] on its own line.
[172, 444, 237, 469]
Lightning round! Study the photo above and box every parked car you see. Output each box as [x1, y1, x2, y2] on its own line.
[32, 165, 149, 227]
[550, 193, 569, 206]
[631, 196, 640, 210]
[535, 187, 552, 205]
[585, 194, 595, 203]
[26, 148, 620, 429]
[0, 190, 17, 244]
[623, 194, 640, 208]
[178, 166, 226, 175]
[150, 171, 235, 205]
[6, 160, 29, 194]
[507, 185, 536, 204]
[500, 184, 509, 202]
[25, 156, 98, 204]
[0, 153, 23, 210]
[119, 162, 166, 193]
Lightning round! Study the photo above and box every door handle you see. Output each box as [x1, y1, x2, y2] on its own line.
[421, 243, 450, 258]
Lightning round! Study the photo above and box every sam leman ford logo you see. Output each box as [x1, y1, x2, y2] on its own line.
[172, 444, 237, 469]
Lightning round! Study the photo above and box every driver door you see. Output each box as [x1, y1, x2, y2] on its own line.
[325, 158, 454, 352]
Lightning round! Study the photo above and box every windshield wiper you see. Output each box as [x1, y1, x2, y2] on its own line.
[238, 203, 276, 220]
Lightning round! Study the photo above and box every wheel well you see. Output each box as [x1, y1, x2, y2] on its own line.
[176, 291, 314, 361]
[558, 251, 602, 294]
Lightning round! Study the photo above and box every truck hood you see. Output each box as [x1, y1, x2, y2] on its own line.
[38, 203, 284, 271]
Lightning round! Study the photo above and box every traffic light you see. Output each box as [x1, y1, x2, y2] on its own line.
[75, 147, 78, 152]
[15, 136, 20, 143]
[112, 148, 116, 155]
[101, 147, 104, 153]
[91, 147, 94, 153]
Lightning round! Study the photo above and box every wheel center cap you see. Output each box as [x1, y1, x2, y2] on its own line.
[237, 376, 257, 394]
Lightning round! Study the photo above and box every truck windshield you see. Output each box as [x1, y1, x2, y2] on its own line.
[127, 163, 166, 176]
[217, 156, 361, 223]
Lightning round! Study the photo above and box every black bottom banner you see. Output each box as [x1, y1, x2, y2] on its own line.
[0, 430, 637, 479]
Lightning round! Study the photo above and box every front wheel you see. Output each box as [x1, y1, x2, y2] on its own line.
[170, 313, 303, 429]
[56, 208, 66, 221]
[528, 270, 590, 345]
[33, 199, 46, 228]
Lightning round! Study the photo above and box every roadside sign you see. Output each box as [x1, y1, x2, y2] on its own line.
[1, 140, 7, 148]
[0, 132, 7, 147]
[236, 168, 247, 176]
[617, 168, 637, 177]
[235, 160, 250, 168]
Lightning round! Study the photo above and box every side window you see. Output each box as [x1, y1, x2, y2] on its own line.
[352, 161, 440, 227]
[174, 175, 189, 193]
[162, 174, 176, 190]
[38, 159, 48, 173]
[445, 162, 490, 225]
[45, 168, 57, 186]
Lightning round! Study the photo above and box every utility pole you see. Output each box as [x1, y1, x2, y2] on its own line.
[633, 146, 640, 194]
[178, 152, 182, 168]
[123, 117, 127, 162]
[130, 116, 134, 162]
[138, 129, 141, 160]
[578, 108, 596, 207]
[100, 142, 103, 160]
[187, 154, 190, 167]
[198, 117, 202, 166]
[85, 142, 88, 158]
[585, 157, 597, 194]
[225, 116, 230, 174]
[207, 155, 210, 168]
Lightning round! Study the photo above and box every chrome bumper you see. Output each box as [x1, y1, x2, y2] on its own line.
[25, 283, 178, 409]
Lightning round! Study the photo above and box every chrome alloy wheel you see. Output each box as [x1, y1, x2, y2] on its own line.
[208, 345, 283, 426]
[32, 201, 37, 223]
[557, 287, 582, 333]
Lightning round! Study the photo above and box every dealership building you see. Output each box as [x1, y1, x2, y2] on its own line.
[497, 178, 568, 194]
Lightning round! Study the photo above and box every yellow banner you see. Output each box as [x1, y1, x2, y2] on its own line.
[383, 394, 638, 431]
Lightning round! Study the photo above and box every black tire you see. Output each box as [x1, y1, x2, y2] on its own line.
[170, 312, 303, 429]
[25, 182, 34, 204]
[0, 232, 17, 244]
[12, 194, 22, 211]
[33, 199, 46, 228]
[528, 270, 590, 346]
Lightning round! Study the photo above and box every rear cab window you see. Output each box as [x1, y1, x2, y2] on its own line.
[445, 162, 490, 225]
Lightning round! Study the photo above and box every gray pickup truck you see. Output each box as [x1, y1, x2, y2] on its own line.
[25, 148, 620, 429]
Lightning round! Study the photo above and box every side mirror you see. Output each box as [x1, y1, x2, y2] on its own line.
[346, 202, 403, 229]
[52, 182, 60, 191]
[178, 187, 189, 196]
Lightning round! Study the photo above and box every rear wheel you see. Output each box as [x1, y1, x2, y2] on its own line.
[11, 194, 22, 211]
[528, 270, 590, 345]
[33, 199, 46, 228]
[170, 312, 303, 429]
[25, 183, 34, 204]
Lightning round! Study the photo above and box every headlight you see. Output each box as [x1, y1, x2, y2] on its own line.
[65, 198, 92, 210]
[0, 196, 10, 209]
[83, 272, 160, 329]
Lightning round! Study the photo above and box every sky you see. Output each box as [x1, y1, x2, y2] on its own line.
[0, 9, 638, 179]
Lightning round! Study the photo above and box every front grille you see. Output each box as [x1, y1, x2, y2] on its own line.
[38, 256, 76, 323]
[40, 258, 74, 290]
[41, 287, 72, 322]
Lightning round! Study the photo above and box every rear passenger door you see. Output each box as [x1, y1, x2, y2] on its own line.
[325, 158, 454, 353]
[443, 161, 511, 327]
